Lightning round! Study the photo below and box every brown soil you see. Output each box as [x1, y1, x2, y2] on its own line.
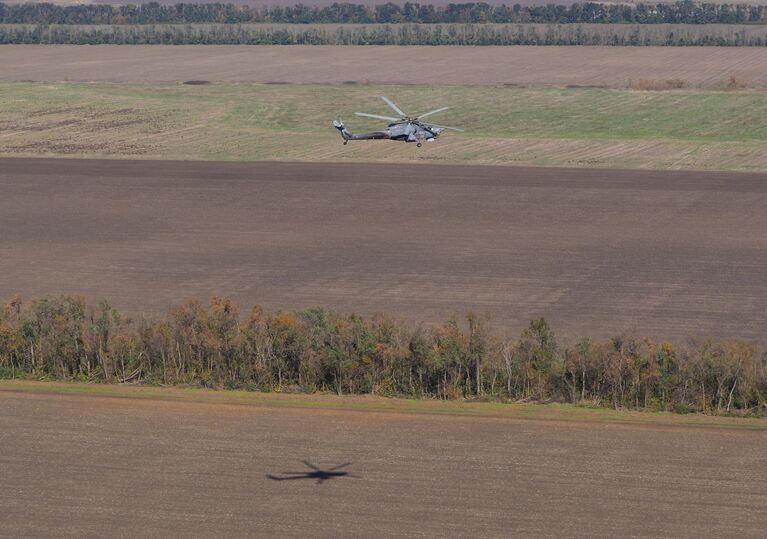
[11, 0, 596, 6]
[1, 45, 766, 88]
[1, 389, 765, 537]
[1, 157, 766, 344]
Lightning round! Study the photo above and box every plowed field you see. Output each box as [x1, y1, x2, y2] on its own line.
[2, 158, 766, 343]
[1, 388, 766, 538]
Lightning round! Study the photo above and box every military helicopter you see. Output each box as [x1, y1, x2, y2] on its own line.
[333, 96, 463, 147]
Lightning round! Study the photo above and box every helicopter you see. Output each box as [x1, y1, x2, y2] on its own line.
[333, 96, 463, 147]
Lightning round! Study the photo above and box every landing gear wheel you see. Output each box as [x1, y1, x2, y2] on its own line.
[343, 140, 348, 145]
[417, 142, 422, 148]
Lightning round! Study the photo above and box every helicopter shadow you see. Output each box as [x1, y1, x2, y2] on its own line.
[267, 460, 360, 485]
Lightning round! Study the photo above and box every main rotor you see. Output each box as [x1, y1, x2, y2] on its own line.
[354, 96, 463, 132]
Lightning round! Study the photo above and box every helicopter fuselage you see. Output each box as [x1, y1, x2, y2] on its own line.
[334, 120, 442, 146]
[386, 121, 442, 143]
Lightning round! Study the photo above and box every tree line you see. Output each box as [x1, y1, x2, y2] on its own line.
[2, 22, 766, 45]
[1, 2, 766, 26]
[1, 295, 765, 416]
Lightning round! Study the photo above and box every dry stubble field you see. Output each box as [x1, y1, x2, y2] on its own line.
[2, 45, 767, 88]
[1, 385, 766, 538]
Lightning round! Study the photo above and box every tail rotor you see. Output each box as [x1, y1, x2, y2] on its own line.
[333, 119, 352, 144]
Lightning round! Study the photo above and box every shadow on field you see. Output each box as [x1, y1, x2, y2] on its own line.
[267, 461, 358, 484]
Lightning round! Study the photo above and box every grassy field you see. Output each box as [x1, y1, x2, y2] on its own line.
[2, 82, 767, 170]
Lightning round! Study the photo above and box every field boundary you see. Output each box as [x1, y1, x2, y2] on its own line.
[2, 380, 766, 430]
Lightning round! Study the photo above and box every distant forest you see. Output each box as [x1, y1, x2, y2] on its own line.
[1, 1, 766, 25]
[3, 22, 766, 45]
[1, 295, 765, 416]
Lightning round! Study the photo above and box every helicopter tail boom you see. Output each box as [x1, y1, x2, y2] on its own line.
[333, 120, 389, 143]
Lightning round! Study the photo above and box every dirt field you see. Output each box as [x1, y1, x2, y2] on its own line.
[1, 387, 765, 538]
[0, 0, 630, 6]
[2, 157, 766, 343]
[2, 45, 766, 88]
[11, 0, 767, 7]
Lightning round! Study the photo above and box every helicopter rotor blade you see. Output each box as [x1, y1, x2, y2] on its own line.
[302, 460, 321, 471]
[380, 96, 407, 117]
[328, 462, 352, 471]
[355, 112, 400, 122]
[424, 123, 464, 132]
[416, 106, 449, 119]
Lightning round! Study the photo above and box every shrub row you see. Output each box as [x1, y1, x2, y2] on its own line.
[1, 2, 766, 26]
[1, 295, 765, 415]
[2, 23, 767, 45]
